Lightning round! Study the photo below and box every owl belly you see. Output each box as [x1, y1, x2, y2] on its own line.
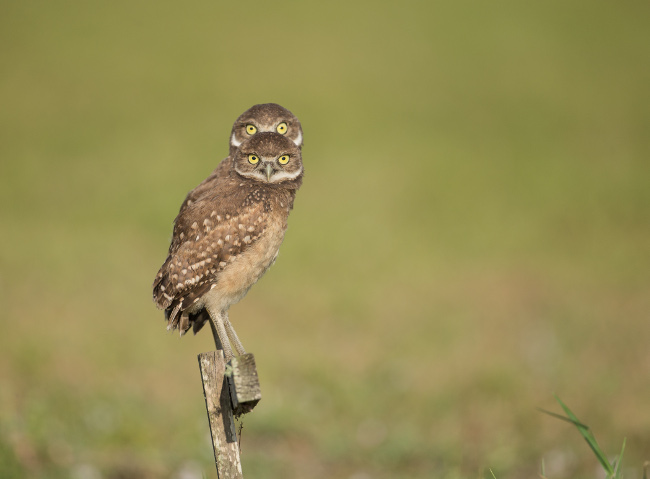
[199, 220, 286, 313]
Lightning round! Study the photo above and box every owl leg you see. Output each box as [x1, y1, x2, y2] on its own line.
[206, 306, 234, 361]
[224, 313, 247, 357]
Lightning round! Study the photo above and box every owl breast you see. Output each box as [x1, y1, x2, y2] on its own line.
[189, 218, 286, 315]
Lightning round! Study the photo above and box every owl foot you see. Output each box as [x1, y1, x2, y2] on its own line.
[206, 308, 234, 361]
[225, 315, 247, 357]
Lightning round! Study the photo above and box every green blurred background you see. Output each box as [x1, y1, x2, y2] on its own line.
[1, 1, 649, 478]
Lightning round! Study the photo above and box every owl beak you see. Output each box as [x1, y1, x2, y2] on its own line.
[265, 163, 274, 182]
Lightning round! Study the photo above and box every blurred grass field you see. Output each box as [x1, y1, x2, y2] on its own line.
[1, 1, 649, 478]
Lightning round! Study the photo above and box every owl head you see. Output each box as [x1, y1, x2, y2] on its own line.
[230, 103, 303, 155]
[233, 132, 303, 186]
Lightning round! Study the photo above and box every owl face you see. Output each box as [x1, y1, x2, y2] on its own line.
[233, 132, 303, 184]
[230, 103, 303, 154]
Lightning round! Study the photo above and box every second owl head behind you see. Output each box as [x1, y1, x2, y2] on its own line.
[230, 103, 303, 156]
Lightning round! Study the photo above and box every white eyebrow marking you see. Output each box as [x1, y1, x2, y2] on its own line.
[292, 129, 303, 146]
[231, 133, 242, 147]
[269, 166, 303, 182]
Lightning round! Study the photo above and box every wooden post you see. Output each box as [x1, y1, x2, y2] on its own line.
[198, 351, 241, 478]
[228, 353, 262, 417]
[198, 351, 262, 478]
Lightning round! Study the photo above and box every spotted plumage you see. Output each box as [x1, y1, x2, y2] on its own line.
[153, 131, 304, 360]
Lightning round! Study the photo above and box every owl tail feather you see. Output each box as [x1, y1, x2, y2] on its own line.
[192, 310, 210, 335]
[165, 299, 205, 337]
[165, 301, 183, 331]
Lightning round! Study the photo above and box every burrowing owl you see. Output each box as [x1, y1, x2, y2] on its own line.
[152, 132, 304, 360]
[178, 103, 303, 214]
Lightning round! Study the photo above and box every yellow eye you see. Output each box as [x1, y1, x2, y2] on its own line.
[246, 124, 257, 135]
[248, 154, 259, 164]
[278, 155, 289, 165]
[276, 122, 288, 134]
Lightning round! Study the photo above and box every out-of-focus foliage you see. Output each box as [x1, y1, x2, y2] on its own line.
[1, 1, 648, 478]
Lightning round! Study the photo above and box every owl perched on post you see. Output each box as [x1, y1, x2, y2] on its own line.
[152, 132, 304, 360]
[178, 103, 303, 215]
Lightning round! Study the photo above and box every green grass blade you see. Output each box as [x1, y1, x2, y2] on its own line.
[540, 458, 547, 479]
[537, 407, 589, 428]
[612, 437, 626, 479]
[553, 395, 614, 475]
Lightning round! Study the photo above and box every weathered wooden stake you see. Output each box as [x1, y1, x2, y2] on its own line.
[198, 351, 261, 478]
[228, 354, 262, 417]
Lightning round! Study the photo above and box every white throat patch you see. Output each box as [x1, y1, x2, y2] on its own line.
[235, 164, 303, 184]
